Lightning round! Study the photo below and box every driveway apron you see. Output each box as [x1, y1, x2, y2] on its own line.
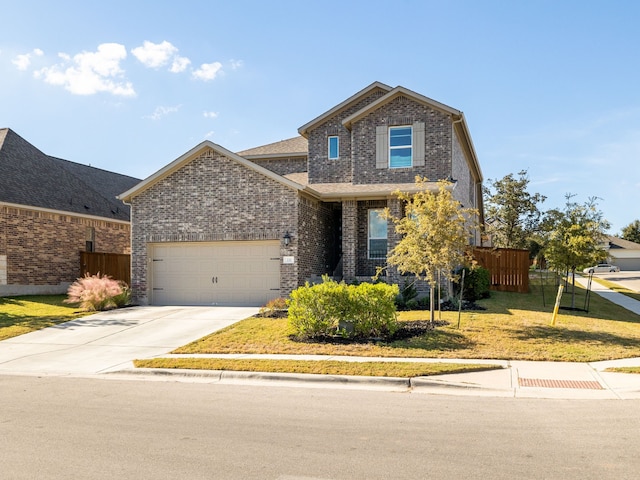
[0, 306, 257, 375]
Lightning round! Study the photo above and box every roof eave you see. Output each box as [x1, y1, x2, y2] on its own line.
[342, 86, 463, 130]
[118, 141, 304, 203]
[297, 81, 393, 138]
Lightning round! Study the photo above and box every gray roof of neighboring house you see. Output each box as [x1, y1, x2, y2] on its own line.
[0, 128, 140, 221]
[237, 136, 308, 158]
[608, 235, 640, 250]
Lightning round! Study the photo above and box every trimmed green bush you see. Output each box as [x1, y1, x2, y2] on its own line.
[288, 277, 399, 340]
[455, 265, 491, 301]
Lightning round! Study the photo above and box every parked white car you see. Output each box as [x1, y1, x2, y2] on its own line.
[583, 263, 620, 273]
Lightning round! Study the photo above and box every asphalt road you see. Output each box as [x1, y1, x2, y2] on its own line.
[596, 270, 640, 292]
[2, 375, 640, 480]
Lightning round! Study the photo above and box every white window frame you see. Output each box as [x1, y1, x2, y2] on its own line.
[328, 135, 339, 160]
[368, 209, 387, 260]
[389, 125, 413, 168]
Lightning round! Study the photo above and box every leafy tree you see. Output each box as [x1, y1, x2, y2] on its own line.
[621, 220, 640, 244]
[483, 170, 546, 249]
[543, 195, 610, 308]
[382, 177, 479, 322]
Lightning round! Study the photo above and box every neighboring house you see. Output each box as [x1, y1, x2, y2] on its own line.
[606, 236, 640, 270]
[0, 128, 140, 296]
[119, 82, 484, 306]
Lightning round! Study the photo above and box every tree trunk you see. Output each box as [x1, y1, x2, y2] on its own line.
[571, 267, 576, 309]
[429, 285, 435, 323]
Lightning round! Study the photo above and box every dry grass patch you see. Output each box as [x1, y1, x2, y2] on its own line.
[134, 358, 501, 377]
[0, 295, 89, 340]
[604, 367, 640, 374]
[174, 279, 640, 363]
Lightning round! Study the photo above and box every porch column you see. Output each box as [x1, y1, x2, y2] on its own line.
[342, 199, 357, 282]
[386, 196, 402, 285]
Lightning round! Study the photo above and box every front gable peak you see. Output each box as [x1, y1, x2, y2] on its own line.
[297, 81, 393, 138]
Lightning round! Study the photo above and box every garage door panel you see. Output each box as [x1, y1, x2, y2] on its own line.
[150, 241, 281, 306]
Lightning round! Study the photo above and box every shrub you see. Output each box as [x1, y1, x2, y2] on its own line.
[287, 277, 398, 340]
[258, 297, 288, 318]
[454, 265, 491, 301]
[65, 273, 130, 311]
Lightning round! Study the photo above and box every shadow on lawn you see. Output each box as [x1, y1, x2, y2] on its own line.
[389, 327, 475, 352]
[512, 325, 640, 349]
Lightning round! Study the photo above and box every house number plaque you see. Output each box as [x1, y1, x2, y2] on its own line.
[212, 276, 219, 284]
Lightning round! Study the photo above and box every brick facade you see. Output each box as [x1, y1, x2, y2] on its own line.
[0, 205, 130, 292]
[249, 156, 307, 176]
[129, 148, 300, 304]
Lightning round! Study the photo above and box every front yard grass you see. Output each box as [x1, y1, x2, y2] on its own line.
[0, 295, 88, 340]
[133, 358, 501, 377]
[170, 279, 640, 363]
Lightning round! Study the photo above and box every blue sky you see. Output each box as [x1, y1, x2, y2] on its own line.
[1, 0, 638, 234]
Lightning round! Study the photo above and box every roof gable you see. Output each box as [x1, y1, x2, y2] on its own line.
[341, 86, 462, 130]
[297, 81, 393, 137]
[0, 128, 139, 221]
[608, 236, 640, 250]
[118, 140, 304, 202]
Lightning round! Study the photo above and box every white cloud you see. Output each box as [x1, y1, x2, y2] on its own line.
[203, 111, 218, 119]
[229, 59, 243, 70]
[144, 104, 181, 120]
[170, 56, 191, 73]
[132, 40, 191, 74]
[204, 131, 215, 138]
[192, 62, 222, 81]
[12, 48, 44, 71]
[132, 40, 177, 68]
[34, 43, 134, 96]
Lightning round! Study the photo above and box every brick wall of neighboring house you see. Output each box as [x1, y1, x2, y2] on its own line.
[128, 148, 300, 304]
[0, 205, 130, 287]
[249, 156, 307, 176]
[296, 194, 336, 285]
[307, 89, 388, 184]
[352, 96, 453, 185]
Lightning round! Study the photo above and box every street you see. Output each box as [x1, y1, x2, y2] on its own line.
[2, 375, 640, 479]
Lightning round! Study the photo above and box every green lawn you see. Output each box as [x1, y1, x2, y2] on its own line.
[0, 295, 88, 340]
[170, 279, 640, 363]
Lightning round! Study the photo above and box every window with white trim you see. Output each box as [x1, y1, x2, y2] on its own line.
[368, 209, 387, 259]
[389, 126, 412, 168]
[328, 136, 339, 160]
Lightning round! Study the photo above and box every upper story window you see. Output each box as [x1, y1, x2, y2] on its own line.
[328, 136, 339, 160]
[389, 126, 412, 168]
[368, 209, 387, 259]
[376, 122, 424, 170]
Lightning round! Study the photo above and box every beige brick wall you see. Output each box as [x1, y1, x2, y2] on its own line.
[0, 205, 130, 286]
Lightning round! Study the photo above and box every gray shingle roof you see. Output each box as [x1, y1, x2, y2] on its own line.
[0, 128, 140, 221]
[237, 136, 308, 158]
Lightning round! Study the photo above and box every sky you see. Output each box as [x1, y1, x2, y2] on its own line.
[1, 0, 639, 234]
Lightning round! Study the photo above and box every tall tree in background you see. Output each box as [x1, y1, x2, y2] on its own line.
[543, 195, 610, 308]
[483, 170, 546, 250]
[382, 177, 478, 323]
[621, 220, 640, 244]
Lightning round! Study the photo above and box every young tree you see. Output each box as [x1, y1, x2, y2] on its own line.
[621, 220, 640, 244]
[483, 170, 546, 249]
[543, 195, 610, 308]
[382, 176, 479, 322]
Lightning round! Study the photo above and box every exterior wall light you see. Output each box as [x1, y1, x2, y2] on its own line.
[283, 231, 292, 246]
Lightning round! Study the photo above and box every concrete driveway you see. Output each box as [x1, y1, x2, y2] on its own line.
[0, 306, 257, 376]
[593, 271, 640, 292]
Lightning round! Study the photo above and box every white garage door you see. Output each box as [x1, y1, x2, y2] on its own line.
[150, 241, 281, 306]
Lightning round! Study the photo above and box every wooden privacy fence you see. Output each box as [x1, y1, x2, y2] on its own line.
[471, 247, 530, 294]
[80, 252, 131, 286]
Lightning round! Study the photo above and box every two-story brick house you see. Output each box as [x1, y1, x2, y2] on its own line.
[119, 82, 484, 306]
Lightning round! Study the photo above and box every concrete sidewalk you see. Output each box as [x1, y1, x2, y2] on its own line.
[123, 353, 640, 399]
[574, 274, 640, 315]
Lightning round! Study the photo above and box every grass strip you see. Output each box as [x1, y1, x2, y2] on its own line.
[604, 367, 640, 374]
[134, 358, 502, 378]
[591, 278, 640, 302]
